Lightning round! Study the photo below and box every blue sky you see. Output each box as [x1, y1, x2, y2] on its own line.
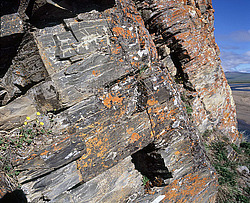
[213, 0, 250, 73]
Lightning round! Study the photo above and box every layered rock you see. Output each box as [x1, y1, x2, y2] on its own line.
[0, 0, 238, 202]
[134, 0, 239, 142]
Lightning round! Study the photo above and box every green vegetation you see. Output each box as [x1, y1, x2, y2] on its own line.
[0, 112, 52, 178]
[185, 104, 193, 115]
[174, 74, 184, 84]
[210, 142, 237, 186]
[180, 92, 194, 115]
[139, 65, 149, 74]
[180, 95, 187, 102]
[207, 137, 250, 203]
[142, 175, 150, 186]
[203, 129, 213, 138]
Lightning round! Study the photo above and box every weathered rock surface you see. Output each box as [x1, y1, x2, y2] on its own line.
[0, 0, 239, 202]
[134, 0, 239, 142]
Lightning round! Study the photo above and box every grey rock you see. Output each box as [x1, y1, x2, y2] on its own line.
[0, 0, 238, 202]
[0, 95, 37, 130]
[0, 13, 24, 38]
[236, 166, 249, 174]
[22, 161, 82, 202]
[51, 157, 144, 203]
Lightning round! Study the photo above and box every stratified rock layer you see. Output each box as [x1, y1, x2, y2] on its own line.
[0, 0, 238, 202]
[134, 0, 238, 142]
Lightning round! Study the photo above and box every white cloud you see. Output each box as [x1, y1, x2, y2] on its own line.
[230, 30, 250, 42]
[219, 45, 240, 50]
[220, 51, 250, 72]
[216, 30, 250, 42]
[244, 51, 250, 56]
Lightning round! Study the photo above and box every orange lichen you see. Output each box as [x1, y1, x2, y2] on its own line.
[130, 133, 141, 143]
[92, 70, 100, 76]
[147, 97, 158, 106]
[40, 150, 49, 156]
[102, 93, 124, 108]
[27, 153, 37, 161]
[126, 127, 134, 134]
[162, 172, 215, 202]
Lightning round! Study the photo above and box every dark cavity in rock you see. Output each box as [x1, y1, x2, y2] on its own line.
[26, 0, 115, 29]
[0, 189, 27, 203]
[131, 143, 172, 187]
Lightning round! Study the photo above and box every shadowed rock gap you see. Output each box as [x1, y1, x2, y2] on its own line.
[0, 32, 49, 107]
[152, 31, 195, 92]
[169, 48, 195, 92]
[135, 80, 148, 113]
[26, 0, 116, 29]
[133, 1, 196, 93]
[0, 0, 20, 17]
[0, 35, 24, 79]
[131, 143, 172, 187]
[0, 189, 27, 203]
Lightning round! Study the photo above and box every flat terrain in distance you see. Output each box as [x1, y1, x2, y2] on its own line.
[225, 72, 250, 141]
[225, 72, 250, 83]
[227, 79, 250, 143]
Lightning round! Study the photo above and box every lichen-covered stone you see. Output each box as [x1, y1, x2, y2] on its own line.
[0, 13, 24, 38]
[51, 157, 144, 203]
[0, 0, 239, 202]
[0, 172, 18, 199]
[0, 33, 48, 106]
[135, 0, 239, 142]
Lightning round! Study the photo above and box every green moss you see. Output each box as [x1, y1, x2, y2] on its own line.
[180, 95, 186, 102]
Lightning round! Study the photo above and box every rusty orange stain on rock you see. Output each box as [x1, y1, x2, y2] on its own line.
[147, 97, 158, 106]
[126, 127, 134, 134]
[97, 145, 108, 157]
[130, 133, 140, 143]
[162, 172, 213, 202]
[103, 93, 112, 108]
[112, 27, 128, 38]
[40, 150, 49, 156]
[92, 70, 100, 76]
[27, 153, 37, 161]
[53, 145, 62, 151]
[103, 93, 124, 108]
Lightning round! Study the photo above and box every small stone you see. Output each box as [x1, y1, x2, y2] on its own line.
[236, 166, 249, 174]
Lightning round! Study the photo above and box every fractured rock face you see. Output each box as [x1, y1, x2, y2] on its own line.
[0, 0, 239, 202]
[135, 0, 239, 142]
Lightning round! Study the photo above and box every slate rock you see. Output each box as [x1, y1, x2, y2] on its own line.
[0, 0, 240, 202]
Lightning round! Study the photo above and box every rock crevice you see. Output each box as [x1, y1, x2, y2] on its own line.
[0, 0, 238, 202]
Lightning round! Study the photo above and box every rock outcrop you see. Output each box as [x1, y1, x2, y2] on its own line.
[134, 0, 238, 142]
[0, 0, 239, 202]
